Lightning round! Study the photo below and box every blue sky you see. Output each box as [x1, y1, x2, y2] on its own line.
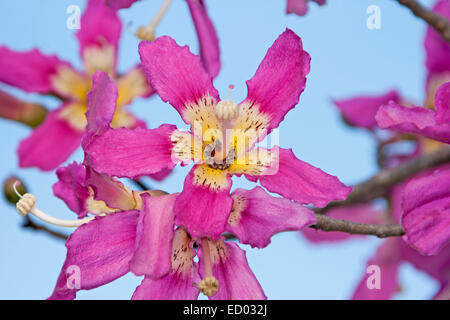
[0, 0, 441, 299]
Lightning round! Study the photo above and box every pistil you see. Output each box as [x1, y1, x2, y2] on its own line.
[196, 238, 219, 297]
[13, 181, 93, 228]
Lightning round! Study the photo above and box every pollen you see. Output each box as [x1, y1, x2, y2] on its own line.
[136, 26, 156, 42]
[196, 276, 219, 297]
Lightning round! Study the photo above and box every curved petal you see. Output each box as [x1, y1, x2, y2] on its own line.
[425, 0, 450, 76]
[247, 146, 352, 208]
[186, 0, 221, 78]
[18, 107, 84, 171]
[227, 187, 316, 248]
[401, 169, 450, 255]
[376, 101, 450, 144]
[130, 193, 177, 278]
[85, 124, 178, 179]
[174, 165, 233, 240]
[198, 239, 266, 300]
[352, 238, 401, 300]
[53, 162, 91, 218]
[286, 0, 326, 16]
[82, 71, 118, 148]
[138, 36, 220, 125]
[0, 46, 71, 94]
[105, 0, 139, 10]
[237, 29, 310, 135]
[302, 204, 384, 243]
[132, 228, 201, 300]
[286, 0, 309, 15]
[48, 210, 139, 300]
[435, 82, 450, 125]
[77, 0, 122, 76]
[333, 90, 400, 129]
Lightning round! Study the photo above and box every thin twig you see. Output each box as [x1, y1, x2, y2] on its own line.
[22, 216, 69, 241]
[396, 0, 450, 42]
[311, 214, 404, 238]
[316, 146, 450, 213]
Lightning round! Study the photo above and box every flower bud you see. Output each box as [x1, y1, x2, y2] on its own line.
[0, 90, 47, 128]
[3, 176, 27, 205]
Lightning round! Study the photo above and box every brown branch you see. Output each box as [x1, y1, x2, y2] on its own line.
[224, 213, 405, 241]
[316, 146, 450, 214]
[396, 0, 450, 42]
[311, 214, 404, 238]
[22, 216, 69, 241]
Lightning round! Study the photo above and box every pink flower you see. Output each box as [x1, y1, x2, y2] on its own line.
[46, 69, 318, 299]
[0, 0, 154, 171]
[333, 90, 402, 129]
[286, 0, 326, 16]
[376, 82, 450, 144]
[105, 0, 221, 77]
[84, 29, 352, 240]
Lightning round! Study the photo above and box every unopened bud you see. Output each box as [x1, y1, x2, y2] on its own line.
[3, 176, 27, 205]
[0, 90, 47, 128]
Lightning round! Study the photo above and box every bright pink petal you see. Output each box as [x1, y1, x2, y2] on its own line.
[247, 147, 352, 208]
[242, 29, 310, 132]
[149, 168, 172, 181]
[286, 0, 308, 15]
[376, 101, 450, 144]
[77, 0, 121, 71]
[18, 108, 84, 171]
[0, 46, 70, 94]
[352, 238, 401, 300]
[333, 90, 400, 129]
[227, 187, 316, 248]
[425, 0, 450, 76]
[82, 71, 118, 148]
[130, 193, 177, 278]
[302, 204, 383, 243]
[401, 169, 450, 255]
[286, 0, 326, 15]
[48, 210, 139, 300]
[435, 82, 450, 125]
[138, 36, 219, 123]
[53, 162, 90, 218]
[400, 240, 450, 283]
[198, 240, 266, 300]
[186, 0, 221, 78]
[105, 0, 139, 10]
[132, 228, 201, 300]
[85, 124, 178, 179]
[174, 165, 233, 240]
